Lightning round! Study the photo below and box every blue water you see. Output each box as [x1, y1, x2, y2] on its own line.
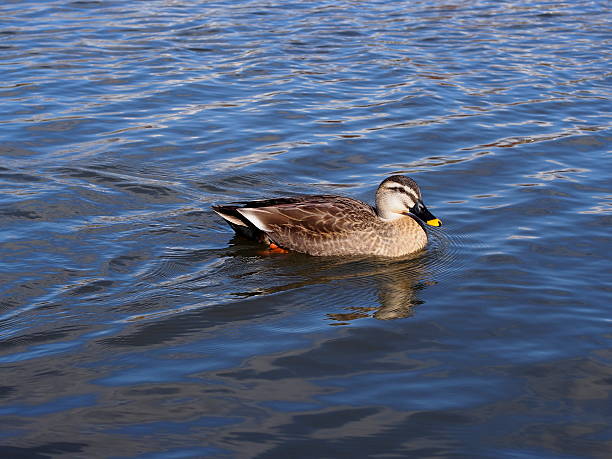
[1, 1, 611, 458]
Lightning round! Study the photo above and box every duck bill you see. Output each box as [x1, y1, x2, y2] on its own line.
[411, 202, 442, 227]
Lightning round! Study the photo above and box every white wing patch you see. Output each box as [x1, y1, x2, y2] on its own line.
[212, 208, 247, 227]
[237, 208, 274, 232]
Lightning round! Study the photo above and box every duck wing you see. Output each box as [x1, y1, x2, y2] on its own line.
[212, 195, 338, 229]
[235, 197, 378, 253]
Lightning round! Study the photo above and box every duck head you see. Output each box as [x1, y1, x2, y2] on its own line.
[375, 175, 442, 226]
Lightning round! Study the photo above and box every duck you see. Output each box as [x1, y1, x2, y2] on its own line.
[212, 175, 442, 257]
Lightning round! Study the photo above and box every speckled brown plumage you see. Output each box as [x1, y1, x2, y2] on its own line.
[212, 175, 441, 257]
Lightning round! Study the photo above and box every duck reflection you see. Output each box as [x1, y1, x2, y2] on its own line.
[225, 239, 432, 323]
[325, 256, 428, 323]
[374, 270, 427, 321]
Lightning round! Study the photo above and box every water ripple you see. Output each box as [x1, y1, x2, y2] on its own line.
[1, 1, 610, 457]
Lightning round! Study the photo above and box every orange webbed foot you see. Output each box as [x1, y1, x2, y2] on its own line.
[258, 243, 289, 255]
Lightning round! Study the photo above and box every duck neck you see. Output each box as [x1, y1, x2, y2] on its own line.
[375, 193, 402, 220]
[376, 205, 399, 220]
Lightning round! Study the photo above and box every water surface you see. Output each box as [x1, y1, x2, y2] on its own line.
[1, 1, 611, 458]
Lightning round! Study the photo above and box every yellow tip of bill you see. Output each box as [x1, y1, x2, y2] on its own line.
[426, 218, 442, 227]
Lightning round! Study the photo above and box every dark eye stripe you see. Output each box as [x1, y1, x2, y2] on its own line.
[387, 186, 419, 202]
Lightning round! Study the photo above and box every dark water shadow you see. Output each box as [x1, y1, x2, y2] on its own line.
[208, 235, 444, 324]
[102, 238, 443, 350]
